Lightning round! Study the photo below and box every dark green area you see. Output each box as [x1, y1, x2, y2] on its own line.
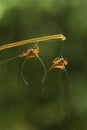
[0, 0, 87, 129]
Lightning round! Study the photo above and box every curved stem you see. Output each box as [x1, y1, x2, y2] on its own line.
[0, 34, 66, 51]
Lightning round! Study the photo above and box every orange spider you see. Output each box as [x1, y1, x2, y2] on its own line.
[52, 56, 68, 70]
[0, 44, 46, 86]
[42, 56, 68, 85]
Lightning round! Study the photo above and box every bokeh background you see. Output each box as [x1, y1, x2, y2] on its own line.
[0, 0, 87, 130]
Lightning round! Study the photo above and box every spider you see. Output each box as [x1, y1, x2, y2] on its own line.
[42, 56, 68, 85]
[0, 44, 46, 86]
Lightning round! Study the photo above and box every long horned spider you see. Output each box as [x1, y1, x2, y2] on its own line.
[42, 56, 68, 86]
[0, 44, 46, 86]
[20, 44, 46, 86]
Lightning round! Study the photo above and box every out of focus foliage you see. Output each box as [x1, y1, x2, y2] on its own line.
[0, 0, 87, 130]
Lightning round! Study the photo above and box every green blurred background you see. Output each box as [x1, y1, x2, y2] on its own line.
[0, 0, 87, 129]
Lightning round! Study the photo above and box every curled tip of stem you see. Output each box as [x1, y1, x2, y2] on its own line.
[57, 34, 66, 41]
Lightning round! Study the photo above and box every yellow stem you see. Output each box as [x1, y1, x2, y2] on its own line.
[0, 34, 66, 51]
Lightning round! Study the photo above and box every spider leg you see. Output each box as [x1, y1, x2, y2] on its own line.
[21, 59, 30, 86]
